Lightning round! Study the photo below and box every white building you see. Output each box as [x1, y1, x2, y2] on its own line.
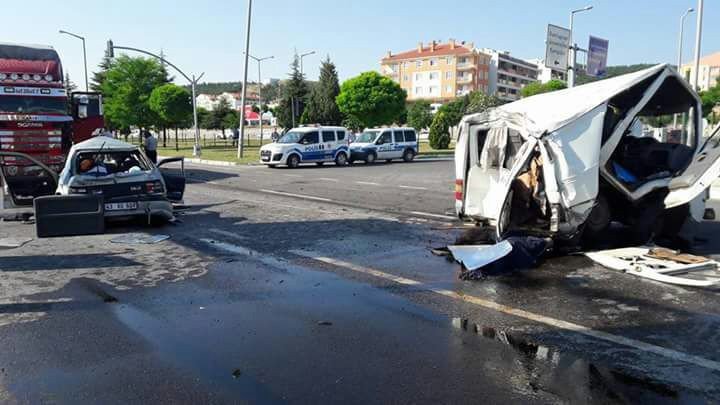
[527, 58, 567, 84]
[480, 48, 539, 102]
[681, 51, 720, 91]
[196, 93, 218, 111]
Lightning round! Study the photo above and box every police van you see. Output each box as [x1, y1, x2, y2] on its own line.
[259, 126, 350, 168]
[349, 127, 418, 164]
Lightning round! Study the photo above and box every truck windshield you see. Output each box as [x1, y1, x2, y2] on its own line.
[355, 131, 379, 143]
[0, 96, 67, 114]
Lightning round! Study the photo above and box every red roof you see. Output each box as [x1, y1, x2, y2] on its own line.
[382, 42, 475, 62]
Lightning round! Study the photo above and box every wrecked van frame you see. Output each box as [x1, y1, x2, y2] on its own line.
[455, 64, 720, 244]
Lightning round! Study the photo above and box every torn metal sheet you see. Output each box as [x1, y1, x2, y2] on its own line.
[110, 233, 170, 245]
[448, 241, 513, 271]
[585, 247, 720, 287]
[0, 237, 32, 248]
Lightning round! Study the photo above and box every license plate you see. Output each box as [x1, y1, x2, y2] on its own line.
[261, 156, 270, 161]
[105, 202, 138, 211]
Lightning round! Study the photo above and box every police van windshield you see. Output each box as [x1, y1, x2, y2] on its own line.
[278, 131, 303, 144]
[355, 131, 380, 143]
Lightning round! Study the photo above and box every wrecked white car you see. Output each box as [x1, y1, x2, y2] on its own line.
[56, 136, 185, 221]
[455, 64, 720, 245]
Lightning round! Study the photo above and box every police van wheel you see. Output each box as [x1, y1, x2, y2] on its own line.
[365, 153, 376, 164]
[287, 154, 300, 168]
[403, 149, 415, 162]
[335, 152, 348, 166]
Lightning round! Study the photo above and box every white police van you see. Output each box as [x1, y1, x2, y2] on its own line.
[259, 126, 350, 168]
[349, 127, 418, 164]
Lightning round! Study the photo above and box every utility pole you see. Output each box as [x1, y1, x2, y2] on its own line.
[692, 0, 704, 91]
[567, 5, 593, 88]
[58, 30, 88, 91]
[246, 54, 274, 146]
[238, 0, 253, 158]
[674, 7, 694, 128]
[299, 50, 316, 77]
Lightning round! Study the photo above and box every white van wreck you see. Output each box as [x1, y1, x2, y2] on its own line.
[455, 64, 720, 244]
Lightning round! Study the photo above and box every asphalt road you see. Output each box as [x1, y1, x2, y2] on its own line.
[1, 159, 720, 403]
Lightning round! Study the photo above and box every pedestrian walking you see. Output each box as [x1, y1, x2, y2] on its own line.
[144, 130, 158, 163]
[271, 128, 280, 142]
[232, 128, 239, 147]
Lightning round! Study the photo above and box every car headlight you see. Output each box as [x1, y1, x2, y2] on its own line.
[22, 74, 30, 80]
[44, 74, 53, 81]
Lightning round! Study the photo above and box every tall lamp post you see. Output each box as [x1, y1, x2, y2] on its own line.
[246, 53, 274, 146]
[238, 0, 253, 159]
[299, 50, 316, 76]
[58, 29, 88, 91]
[567, 5, 593, 88]
[675, 7, 694, 128]
[106, 41, 205, 156]
[692, 0, 704, 91]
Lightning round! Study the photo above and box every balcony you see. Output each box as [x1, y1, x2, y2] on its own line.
[456, 63, 476, 70]
[456, 75, 473, 84]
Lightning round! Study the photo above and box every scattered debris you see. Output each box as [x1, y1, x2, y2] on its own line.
[448, 235, 551, 280]
[317, 321, 333, 326]
[448, 242, 513, 271]
[430, 247, 451, 257]
[110, 233, 170, 245]
[232, 369, 242, 378]
[0, 237, 32, 249]
[585, 247, 720, 287]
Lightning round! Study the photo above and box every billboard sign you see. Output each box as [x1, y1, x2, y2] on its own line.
[587, 36, 609, 77]
[545, 24, 571, 71]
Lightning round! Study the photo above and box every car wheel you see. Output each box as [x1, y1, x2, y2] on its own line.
[287, 154, 300, 168]
[335, 152, 348, 166]
[385, 159, 393, 163]
[316, 162, 324, 166]
[268, 164, 277, 168]
[403, 149, 415, 162]
[365, 152, 376, 164]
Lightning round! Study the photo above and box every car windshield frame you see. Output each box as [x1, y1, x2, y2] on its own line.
[277, 131, 305, 144]
[0, 95, 68, 115]
[74, 149, 153, 177]
[355, 131, 380, 143]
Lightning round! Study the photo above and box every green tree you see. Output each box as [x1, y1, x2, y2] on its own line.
[209, 97, 234, 137]
[197, 107, 212, 129]
[336, 71, 406, 129]
[301, 57, 343, 125]
[342, 115, 364, 132]
[465, 91, 503, 114]
[700, 79, 720, 122]
[260, 81, 282, 104]
[429, 111, 451, 149]
[101, 55, 170, 136]
[438, 96, 468, 127]
[64, 73, 77, 94]
[91, 54, 113, 92]
[275, 54, 309, 129]
[521, 79, 567, 98]
[149, 84, 192, 150]
[406, 100, 433, 131]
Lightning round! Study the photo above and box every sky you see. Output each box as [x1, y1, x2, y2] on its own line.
[3, 0, 718, 89]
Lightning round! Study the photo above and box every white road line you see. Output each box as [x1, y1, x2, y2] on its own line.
[283, 174, 302, 178]
[318, 177, 339, 182]
[290, 252, 720, 373]
[409, 211, 456, 220]
[355, 181, 381, 186]
[200, 239, 287, 268]
[259, 189, 333, 202]
[208, 228, 248, 241]
[398, 185, 428, 191]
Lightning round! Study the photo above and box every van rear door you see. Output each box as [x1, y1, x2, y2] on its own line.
[665, 126, 720, 208]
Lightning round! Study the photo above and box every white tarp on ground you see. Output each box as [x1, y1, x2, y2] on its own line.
[448, 241, 513, 271]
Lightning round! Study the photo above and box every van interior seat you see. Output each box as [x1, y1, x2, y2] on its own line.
[614, 136, 693, 181]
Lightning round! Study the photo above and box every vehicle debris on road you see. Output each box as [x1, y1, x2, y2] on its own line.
[0, 237, 33, 249]
[109, 233, 171, 245]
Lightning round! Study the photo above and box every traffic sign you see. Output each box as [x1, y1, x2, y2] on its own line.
[587, 36, 609, 77]
[545, 24, 571, 71]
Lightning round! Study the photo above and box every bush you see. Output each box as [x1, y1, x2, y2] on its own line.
[429, 112, 451, 149]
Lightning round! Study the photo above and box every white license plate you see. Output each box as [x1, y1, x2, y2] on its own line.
[105, 202, 138, 211]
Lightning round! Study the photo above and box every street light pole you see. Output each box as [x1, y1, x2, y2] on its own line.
[299, 50, 316, 77]
[567, 5, 593, 88]
[246, 54, 274, 146]
[58, 30, 88, 91]
[238, 0, 253, 159]
[692, 0, 704, 91]
[675, 7, 694, 128]
[108, 43, 204, 156]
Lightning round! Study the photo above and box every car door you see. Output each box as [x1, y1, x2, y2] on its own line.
[156, 157, 186, 202]
[391, 130, 405, 159]
[375, 131, 394, 159]
[321, 130, 336, 161]
[299, 131, 322, 161]
[665, 126, 720, 208]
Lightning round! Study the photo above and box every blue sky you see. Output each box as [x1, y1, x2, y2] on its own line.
[4, 1, 718, 88]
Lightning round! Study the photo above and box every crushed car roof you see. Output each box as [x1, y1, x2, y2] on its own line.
[69, 136, 139, 153]
[463, 64, 694, 135]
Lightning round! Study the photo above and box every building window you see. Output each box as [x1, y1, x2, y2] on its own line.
[403, 74, 409, 82]
[416, 60, 423, 68]
[390, 64, 398, 72]
[446, 85, 453, 93]
[446, 56, 454, 65]
[415, 73, 422, 81]
[429, 86, 439, 95]
[415, 87, 422, 95]
[428, 72, 439, 80]
[445, 71, 453, 79]
[403, 62, 409, 69]
[458, 57, 467, 65]
[430, 59, 437, 66]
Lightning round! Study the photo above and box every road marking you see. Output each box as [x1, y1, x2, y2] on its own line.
[200, 239, 287, 268]
[409, 211, 456, 220]
[398, 185, 428, 191]
[208, 228, 248, 241]
[259, 189, 332, 202]
[283, 174, 302, 178]
[355, 181, 380, 186]
[318, 177, 339, 182]
[290, 251, 720, 373]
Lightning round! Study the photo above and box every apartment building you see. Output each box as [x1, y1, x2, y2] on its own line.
[681, 51, 720, 91]
[482, 49, 539, 102]
[380, 40, 491, 101]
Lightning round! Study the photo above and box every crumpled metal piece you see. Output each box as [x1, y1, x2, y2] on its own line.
[110, 233, 170, 245]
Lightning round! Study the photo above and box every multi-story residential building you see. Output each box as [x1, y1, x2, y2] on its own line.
[195, 91, 261, 111]
[196, 93, 218, 111]
[681, 51, 720, 91]
[481, 49, 539, 102]
[527, 58, 567, 84]
[380, 40, 491, 102]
